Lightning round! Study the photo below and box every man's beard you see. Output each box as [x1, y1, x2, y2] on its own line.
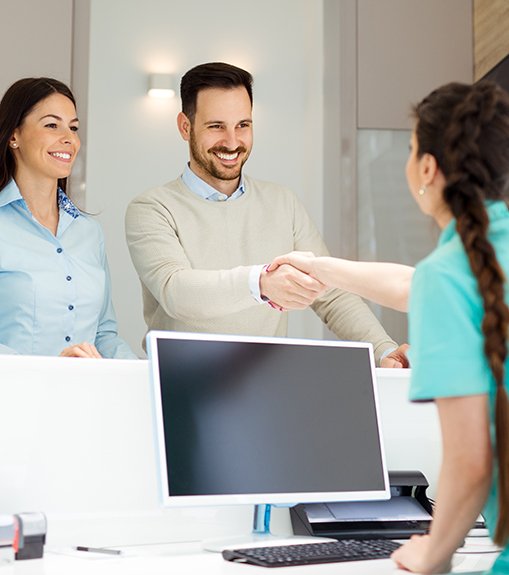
[189, 129, 250, 181]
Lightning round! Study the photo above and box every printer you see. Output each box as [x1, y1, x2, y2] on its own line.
[291, 471, 433, 540]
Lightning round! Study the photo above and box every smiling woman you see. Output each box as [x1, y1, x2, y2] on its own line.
[0, 78, 136, 359]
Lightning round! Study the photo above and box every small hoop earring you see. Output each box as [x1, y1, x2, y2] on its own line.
[418, 185, 427, 196]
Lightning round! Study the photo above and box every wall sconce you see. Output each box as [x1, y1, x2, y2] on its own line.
[147, 73, 177, 98]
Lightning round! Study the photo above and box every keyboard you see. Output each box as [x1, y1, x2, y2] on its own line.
[222, 538, 401, 567]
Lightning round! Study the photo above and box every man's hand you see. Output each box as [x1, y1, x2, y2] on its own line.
[260, 263, 327, 310]
[59, 342, 103, 359]
[380, 343, 410, 368]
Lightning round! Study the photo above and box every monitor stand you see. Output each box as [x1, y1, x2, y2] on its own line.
[203, 504, 332, 552]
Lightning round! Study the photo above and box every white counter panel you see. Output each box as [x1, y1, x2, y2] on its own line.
[0, 357, 438, 547]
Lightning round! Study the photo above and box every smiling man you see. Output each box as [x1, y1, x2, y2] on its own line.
[125, 62, 407, 367]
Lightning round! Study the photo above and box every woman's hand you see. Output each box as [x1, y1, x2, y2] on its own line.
[391, 535, 451, 574]
[59, 342, 103, 358]
[267, 251, 316, 275]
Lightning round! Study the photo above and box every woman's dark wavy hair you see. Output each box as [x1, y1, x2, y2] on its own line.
[0, 77, 76, 193]
[414, 81, 509, 545]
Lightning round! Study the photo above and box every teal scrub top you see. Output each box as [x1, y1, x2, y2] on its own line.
[408, 201, 509, 574]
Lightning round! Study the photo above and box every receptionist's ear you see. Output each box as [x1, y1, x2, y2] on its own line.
[419, 152, 440, 186]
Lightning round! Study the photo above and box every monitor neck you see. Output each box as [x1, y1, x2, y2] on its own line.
[253, 504, 272, 535]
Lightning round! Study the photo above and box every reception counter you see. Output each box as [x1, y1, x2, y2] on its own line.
[0, 356, 438, 546]
[0, 355, 493, 574]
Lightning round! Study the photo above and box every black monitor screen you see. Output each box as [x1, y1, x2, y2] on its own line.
[149, 333, 389, 506]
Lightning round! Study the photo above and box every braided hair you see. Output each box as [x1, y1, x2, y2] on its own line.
[414, 81, 509, 545]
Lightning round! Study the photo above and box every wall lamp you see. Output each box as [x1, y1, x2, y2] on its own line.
[147, 73, 177, 98]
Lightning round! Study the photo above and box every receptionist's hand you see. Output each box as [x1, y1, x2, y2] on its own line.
[380, 343, 410, 368]
[59, 342, 103, 359]
[267, 251, 316, 275]
[391, 534, 451, 574]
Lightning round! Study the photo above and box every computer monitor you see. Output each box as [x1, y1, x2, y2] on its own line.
[147, 331, 390, 545]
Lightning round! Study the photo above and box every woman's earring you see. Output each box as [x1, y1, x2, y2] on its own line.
[418, 185, 427, 196]
[10, 142, 18, 148]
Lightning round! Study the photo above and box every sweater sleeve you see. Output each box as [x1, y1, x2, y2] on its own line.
[290, 195, 398, 363]
[125, 189, 258, 322]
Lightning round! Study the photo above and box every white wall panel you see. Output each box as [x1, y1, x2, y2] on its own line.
[81, 0, 325, 355]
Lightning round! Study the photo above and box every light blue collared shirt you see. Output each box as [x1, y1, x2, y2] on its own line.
[181, 163, 246, 202]
[181, 164, 265, 302]
[0, 179, 136, 358]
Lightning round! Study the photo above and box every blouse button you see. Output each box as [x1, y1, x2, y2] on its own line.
[68, 304, 74, 311]
[56, 248, 63, 254]
[66, 275, 72, 281]
[65, 336, 71, 342]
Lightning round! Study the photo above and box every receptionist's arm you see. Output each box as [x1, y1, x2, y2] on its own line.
[391, 394, 492, 573]
[268, 252, 414, 312]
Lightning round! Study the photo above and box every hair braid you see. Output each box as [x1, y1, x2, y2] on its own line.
[442, 84, 509, 545]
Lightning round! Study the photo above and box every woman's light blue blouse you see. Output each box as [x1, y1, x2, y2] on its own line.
[408, 201, 509, 573]
[0, 179, 136, 359]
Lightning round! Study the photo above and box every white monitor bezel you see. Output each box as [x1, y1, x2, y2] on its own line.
[147, 330, 390, 507]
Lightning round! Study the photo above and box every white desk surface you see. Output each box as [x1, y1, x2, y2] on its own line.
[4, 541, 497, 574]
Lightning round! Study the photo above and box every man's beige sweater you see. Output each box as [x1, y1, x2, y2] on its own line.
[125, 175, 397, 362]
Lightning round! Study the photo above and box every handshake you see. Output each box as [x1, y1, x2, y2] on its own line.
[260, 251, 327, 312]
[260, 251, 411, 369]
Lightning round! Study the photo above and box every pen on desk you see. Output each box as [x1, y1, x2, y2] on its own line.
[75, 546, 122, 556]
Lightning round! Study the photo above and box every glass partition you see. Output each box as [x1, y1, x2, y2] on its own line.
[357, 129, 440, 343]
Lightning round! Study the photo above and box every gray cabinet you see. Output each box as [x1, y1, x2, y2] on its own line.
[0, 0, 73, 97]
[357, 0, 473, 130]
